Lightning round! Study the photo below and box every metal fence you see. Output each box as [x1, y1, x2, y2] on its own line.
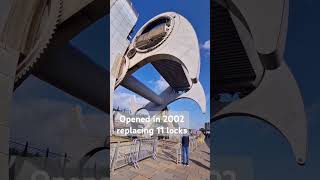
[9, 140, 68, 160]
[110, 138, 157, 172]
[158, 136, 199, 164]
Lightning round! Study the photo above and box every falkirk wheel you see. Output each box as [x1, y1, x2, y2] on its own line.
[0, 0, 108, 179]
[111, 12, 206, 121]
[212, 0, 307, 165]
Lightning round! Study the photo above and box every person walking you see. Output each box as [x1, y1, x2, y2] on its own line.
[181, 134, 190, 166]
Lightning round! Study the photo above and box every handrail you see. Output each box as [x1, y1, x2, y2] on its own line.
[110, 138, 157, 171]
[9, 140, 68, 159]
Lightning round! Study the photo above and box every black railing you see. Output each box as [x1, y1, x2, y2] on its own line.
[9, 140, 69, 160]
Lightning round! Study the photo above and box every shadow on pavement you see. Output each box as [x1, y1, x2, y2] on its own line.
[190, 159, 210, 170]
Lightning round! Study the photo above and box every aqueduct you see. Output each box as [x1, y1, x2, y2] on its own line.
[110, 11, 207, 129]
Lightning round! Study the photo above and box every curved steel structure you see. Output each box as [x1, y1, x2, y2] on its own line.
[213, 0, 307, 165]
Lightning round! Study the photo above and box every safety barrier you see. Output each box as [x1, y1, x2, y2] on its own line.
[158, 136, 200, 165]
[110, 138, 157, 172]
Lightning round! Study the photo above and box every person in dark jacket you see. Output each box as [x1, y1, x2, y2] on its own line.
[181, 134, 190, 166]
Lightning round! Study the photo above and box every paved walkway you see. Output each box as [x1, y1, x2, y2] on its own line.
[111, 140, 210, 180]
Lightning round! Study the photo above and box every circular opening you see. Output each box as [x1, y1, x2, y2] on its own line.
[135, 16, 173, 51]
[141, 17, 171, 34]
[127, 48, 137, 59]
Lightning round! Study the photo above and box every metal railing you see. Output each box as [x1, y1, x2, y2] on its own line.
[9, 140, 68, 160]
[158, 136, 200, 164]
[110, 138, 157, 172]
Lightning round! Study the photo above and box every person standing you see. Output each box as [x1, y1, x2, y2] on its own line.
[181, 134, 190, 166]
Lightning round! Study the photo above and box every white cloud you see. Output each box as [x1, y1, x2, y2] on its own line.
[201, 40, 210, 50]
[113, 91, 148, 111]
[154, 76, 169, 94]
[113, 76, 169, 111]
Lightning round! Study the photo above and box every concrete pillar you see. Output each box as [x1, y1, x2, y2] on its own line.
[0, 46, 19, 180]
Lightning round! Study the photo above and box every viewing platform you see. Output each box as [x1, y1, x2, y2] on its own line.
[111, 138, 210, 180]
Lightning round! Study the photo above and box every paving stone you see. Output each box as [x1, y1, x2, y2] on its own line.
[187, 175, 200, 180]
[113, 168, 138, 179]
[151, 171, 174, 180]
[173, 173, 189, 180]
[111, 174, 130, 180]
[132, 175, 149, 180]
[143, 160, 162, 169]
[130, 164, 157, 178]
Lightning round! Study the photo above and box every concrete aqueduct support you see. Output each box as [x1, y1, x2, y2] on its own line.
[212, 0, 307, 165]
[112, 12, 206, 117]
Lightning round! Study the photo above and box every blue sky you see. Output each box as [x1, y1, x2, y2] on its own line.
[114, 0, 211, 130]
